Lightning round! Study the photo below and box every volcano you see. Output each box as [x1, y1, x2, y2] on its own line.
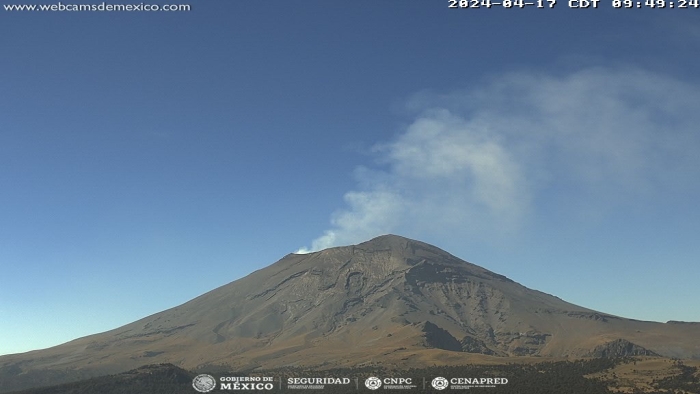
[1, 234, 699, 392]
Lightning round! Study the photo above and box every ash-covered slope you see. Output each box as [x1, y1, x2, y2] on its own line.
[1, 235, 699, 393]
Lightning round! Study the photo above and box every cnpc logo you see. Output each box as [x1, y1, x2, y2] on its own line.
[364, 376, 414, 390]
[364, 377, 382, 390]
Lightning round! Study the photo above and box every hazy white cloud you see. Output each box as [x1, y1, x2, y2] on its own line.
[297, 67, 700, 252]
[383, 111, 525, 217]
[302, 189, 407, 252]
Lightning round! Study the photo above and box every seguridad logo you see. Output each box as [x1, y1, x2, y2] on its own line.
[285, 377, 354, 390]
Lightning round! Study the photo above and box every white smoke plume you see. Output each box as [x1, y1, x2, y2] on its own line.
[297, 67, 700, 253]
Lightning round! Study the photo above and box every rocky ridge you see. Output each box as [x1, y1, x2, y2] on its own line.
[1, 235, 698, 393]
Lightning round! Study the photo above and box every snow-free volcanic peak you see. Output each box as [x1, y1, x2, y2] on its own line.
[1, 234, 698, 393]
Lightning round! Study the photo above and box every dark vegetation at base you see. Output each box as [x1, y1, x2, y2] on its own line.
[651, 361, 700, 394]
[6, 358, 699, 394]
[0, 366, 94, 393]
[6, 364, 195, 394]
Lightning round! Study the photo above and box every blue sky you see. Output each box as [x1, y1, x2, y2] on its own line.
[2, 1, 700, 356]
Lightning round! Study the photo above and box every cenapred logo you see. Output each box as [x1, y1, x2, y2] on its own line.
[430, 376, 509, 390]
[364, 377, 382, 390]
[192, 374, 217, 393]
[431, 376, 449, 390]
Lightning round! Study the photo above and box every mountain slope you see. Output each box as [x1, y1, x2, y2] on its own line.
[1, 235, 698, 393]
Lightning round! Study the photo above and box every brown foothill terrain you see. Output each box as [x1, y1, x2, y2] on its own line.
[1, 234, 699, 393]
